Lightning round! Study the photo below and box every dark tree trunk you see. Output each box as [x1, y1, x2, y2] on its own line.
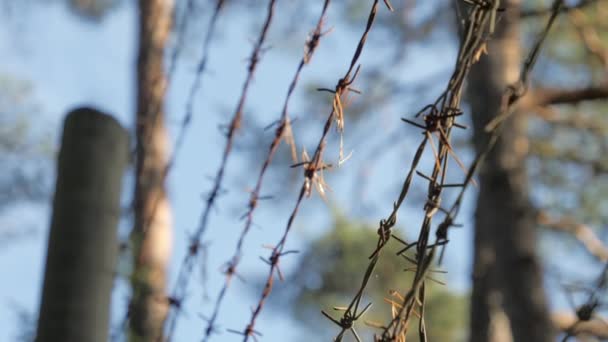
[467, 1, 553, 341]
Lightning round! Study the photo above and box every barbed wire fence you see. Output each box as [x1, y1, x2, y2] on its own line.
[320, 0, 569, 341]
[166, 0, 227, 180]
[162, 0, 279, 340]
[199, 1, 332, 340]
[228, 1, 396, 340]
[112, 0, 227, 340]
[114, 0, 608, 340]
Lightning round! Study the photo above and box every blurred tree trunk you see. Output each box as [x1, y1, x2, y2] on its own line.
[467, 1, 553, 341]
[36, 108, 128, 342]
[129, 0, 173, 340]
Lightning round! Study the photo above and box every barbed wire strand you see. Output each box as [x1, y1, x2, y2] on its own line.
[393, 0, 564, 340]
[138, 0, 227, 249]
[163, 1, 278, 340]
[382, 0, 566, 339]
[326, 0, 494, 338]
[168, 0, 227, 177]
[322, 0, 566, 340]
[443, 0, 565, 231]
[199, 1, 332, 340]
[112, 2, 227, 340]
[228, 1, 394, 341]
[140, 0, 227, 240]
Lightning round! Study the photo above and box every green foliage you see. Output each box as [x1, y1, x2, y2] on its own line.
[0, 73, 51, 247]
[285, 215, 468, 341]
[522, 1, 608, 231]
[0, 74, 50, 209]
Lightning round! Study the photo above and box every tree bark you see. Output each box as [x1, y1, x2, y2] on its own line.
[467, 1, 554, 341]
[36, 107, 128, 342]
[129, 0, 173, 340]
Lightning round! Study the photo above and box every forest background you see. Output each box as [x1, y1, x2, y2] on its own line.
[1, 0, 607, 341]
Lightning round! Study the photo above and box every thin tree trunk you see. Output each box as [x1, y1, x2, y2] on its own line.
[130, 0, 173, 340]
[36, 108, 128, 342]
[467, 1, 553, 341]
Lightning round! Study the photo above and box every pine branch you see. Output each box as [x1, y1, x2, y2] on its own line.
[523, 85, 608, 108]
[531, 106, 608, 134]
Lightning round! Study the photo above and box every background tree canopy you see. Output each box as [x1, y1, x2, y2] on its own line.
[281, 214, 468, 341]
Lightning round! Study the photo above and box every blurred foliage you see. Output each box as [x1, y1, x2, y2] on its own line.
[8, 302, 35, 342]
[0, 0, 605, 336]
[0, 74, 51, 244]
[0, 0, 121, 21]
[66, 0, 120, 20]
[0, 74, 50, 207]
[524, 0, 608, 230]
[281, 215, 467, 341]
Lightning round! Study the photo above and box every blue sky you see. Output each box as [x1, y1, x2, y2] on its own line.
[3, 1, 581, 341]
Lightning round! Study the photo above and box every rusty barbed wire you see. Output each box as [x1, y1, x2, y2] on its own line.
[132, 0, 227, 265]
[199, 1, 332, 340]
[380, 0, 566, 339]
[163, 1, 278, 340]
[440, 0, 565, 245]
[227, 1, 394, 341]
[326, 0, 496, 339]
[323, 0, 567, 340]
[136, 0, 226, 247]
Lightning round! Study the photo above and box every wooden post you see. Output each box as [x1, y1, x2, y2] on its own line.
[35, 107, 129, 342]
